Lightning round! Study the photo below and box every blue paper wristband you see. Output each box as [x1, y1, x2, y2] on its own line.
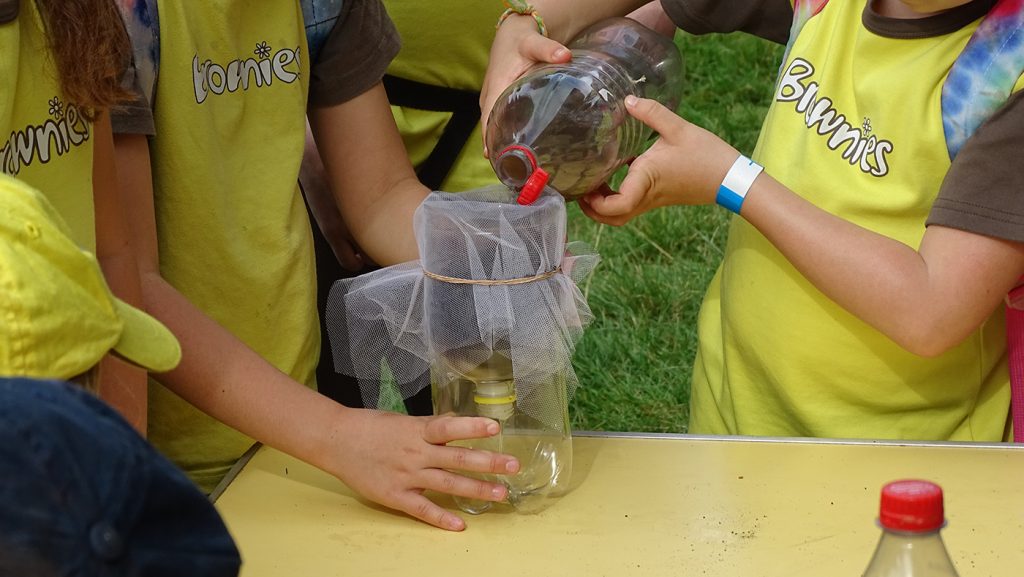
[715, 155, 764, 215]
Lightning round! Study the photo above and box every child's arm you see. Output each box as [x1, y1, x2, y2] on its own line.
[112, 133, 519, 531]
[581, 96, 1024, 356]
[92, 111, 148, 433]
[300, 116, 368, 272]
[307, 83, 425, 266]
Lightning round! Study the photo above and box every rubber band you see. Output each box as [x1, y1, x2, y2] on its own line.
[496, 0, 548, 37]
[423, 266, 561, 286]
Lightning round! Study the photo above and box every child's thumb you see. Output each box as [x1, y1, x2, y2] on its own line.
[521, 35, 571, 65]
[624, 96, 678, 137]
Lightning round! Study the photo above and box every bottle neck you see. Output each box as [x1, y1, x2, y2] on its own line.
[494, 146, 537, 190]
[863, 529, 960, 576]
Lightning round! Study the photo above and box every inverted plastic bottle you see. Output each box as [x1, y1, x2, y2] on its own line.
[486, 17, 683, 201]
[862, 480, 960, 577]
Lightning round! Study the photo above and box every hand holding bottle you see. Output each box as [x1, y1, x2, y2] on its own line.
[480, 2, 677, 156]
[485, 18, 683, 200]
[579, 95, 740, 226]
[324, 408, 520, 531]
[480, 14, 571, 155]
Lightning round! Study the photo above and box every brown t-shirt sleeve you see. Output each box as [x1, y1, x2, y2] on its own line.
[110, 0, 158, 136]
[110, 64, 156, 136]
[927, 90, 1024, 243]
[0, 0, 18, 24]
[307, 0, 401, 108]
[659, 0, 793, 45]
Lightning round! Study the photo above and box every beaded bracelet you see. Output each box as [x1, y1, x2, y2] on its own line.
[496, 0, 548, 37]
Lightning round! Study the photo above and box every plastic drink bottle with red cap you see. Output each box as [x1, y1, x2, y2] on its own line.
[862, 480, 960, 576]
[486, 17, 683, 202]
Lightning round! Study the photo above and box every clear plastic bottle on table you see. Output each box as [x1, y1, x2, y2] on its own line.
[862, 479, 960, 577]
[431, 349, 571, 515]
[486, 17, 683, 202]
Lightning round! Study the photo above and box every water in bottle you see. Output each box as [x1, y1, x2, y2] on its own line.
[432, 350, 572, 514]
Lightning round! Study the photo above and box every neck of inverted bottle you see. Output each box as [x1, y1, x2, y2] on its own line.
[862, 529, 959, 576]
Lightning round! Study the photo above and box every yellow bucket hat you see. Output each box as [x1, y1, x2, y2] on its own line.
[0, 174, 181, 380]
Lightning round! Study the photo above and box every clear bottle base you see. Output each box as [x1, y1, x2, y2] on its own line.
[453, 488, 558, 516]
[454, 496, 494, 515]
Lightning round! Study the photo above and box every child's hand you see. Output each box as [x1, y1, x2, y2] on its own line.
[327, 409, 520, 531]
[579, 96, 740, 226]
[480, 15, 572, 156]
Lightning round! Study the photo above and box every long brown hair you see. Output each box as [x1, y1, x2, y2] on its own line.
[34, 0, 133, 120]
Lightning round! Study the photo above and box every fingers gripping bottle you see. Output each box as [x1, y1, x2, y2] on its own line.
[486, 17, 683, 201]
[432, 349, 572, 515]
[862, 480, 960, 577]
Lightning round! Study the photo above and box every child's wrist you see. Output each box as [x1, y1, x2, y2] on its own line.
[715, 155, 763, 215]
[496, 1, 548, 37]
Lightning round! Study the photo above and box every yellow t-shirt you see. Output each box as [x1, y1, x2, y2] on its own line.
[0, 0, 95, 250]
[383, 0, 503, 192]
[690, 0, 1019, 440]
[144, 0, 318, 492]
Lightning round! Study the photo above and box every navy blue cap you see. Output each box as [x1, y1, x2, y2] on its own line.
[0, 378, 241, 576]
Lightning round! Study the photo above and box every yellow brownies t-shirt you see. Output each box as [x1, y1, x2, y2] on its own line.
[115, 0, 404, 492]
[684, 0, 1021, 440]
[0, 0, 95, 249]
[125, 0, 317, 492]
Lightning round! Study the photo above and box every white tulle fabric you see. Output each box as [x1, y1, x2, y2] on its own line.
[325, 186, 598, 425]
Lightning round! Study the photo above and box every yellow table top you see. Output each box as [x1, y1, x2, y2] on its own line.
[214, 433, 1024, 576]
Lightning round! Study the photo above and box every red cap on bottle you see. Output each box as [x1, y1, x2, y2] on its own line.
[878, 479, 945, 532]
[517, 168, 550, 205]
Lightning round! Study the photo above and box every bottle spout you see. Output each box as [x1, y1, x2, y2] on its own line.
[495, 145, 538, 186]
[494, 145, 549, 205]
[496, 147, 533, 187]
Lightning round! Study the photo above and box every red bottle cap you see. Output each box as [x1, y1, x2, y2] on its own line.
[878, 479, 945, 532]
[517, 168, 549, 205]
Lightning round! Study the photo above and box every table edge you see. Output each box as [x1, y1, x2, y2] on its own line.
[210, 433, 1021, 502]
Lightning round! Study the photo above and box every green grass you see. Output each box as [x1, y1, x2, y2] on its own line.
[568, 32, 784, 433]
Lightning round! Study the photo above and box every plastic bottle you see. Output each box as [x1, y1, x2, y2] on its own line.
[432, 351, 572, 515]
[486, 17, 683, 201]
[420, 187, 577, 515]
[862, 479, 960, 577]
